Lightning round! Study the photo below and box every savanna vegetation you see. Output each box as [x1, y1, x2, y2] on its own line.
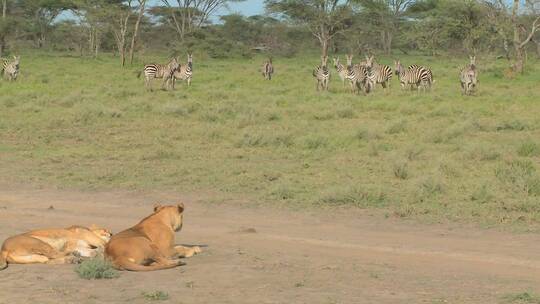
[0, 0, 539, 230]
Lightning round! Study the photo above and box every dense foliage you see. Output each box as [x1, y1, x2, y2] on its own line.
[0, 0, 538, 60]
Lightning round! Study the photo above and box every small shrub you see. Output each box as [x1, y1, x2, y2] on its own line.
[496, 120, 529, 131]
[495, 160, 540, 196]
[355, 128, 381, 142]
[142, 291, 169, 301]
[336, 108, 356, 119]
[270, 184, 295, 200]
[393, 161, 409, 179]
[517, 142, 540, 157]
[406, 147, 423, 161]
[502, 292, 540, 303]
[470, 185, 493, 204]
[75, 257, 119, 280]
[386, 120, 407, 134]
[319, 186, 386, 207]
[304, 136, 328, 150]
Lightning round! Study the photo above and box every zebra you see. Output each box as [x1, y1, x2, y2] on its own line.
[313, 56, 330, 91]
[394, 60, 430, 91]
[332, 57, 348, 87]
[345, 54, 372, 94]
[408, 64, 434, 90]
[262, 57, 274, 80]
[170, 53, 193, 89]
[460, 55, 477, 95]
[1, 55, 20, 81]
[364, 55, 392, 90]
[138, 57, 180, 91]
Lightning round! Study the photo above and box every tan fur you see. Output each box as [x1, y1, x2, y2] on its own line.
[105, 203, 201, 271]
[0, 225, 111, 270]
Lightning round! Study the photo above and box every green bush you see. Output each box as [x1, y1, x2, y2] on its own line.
[75, 257, 119, 280]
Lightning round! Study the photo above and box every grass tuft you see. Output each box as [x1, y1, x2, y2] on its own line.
[142, 291, 169, 301]
[75, 257, 119, 280]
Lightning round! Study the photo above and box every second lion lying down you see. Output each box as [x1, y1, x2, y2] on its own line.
[105, 203, 201, 271]
[0, 225, 111, 270]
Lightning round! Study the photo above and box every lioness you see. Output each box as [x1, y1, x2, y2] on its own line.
[0, 225, 112, 270]
[105, 203, 201, 271]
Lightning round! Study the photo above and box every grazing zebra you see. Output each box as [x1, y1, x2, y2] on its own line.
[262, 57, 274, 80]
[313, 56, 330, 91]
[139, 57, 180, 91]
[364, 55, 392, 90]
[345, 54, 372, 94]
[332, 57, 348, 87]
[460, 55, 477, 95]
[394, 60, 430, 91]
[1, 55, 20, 81]
[170, 53, 193, 89]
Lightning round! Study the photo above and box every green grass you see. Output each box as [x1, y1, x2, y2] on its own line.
[142, 291, 169, 301]
[502, 292, 540, 303]
[1, 51, 540, 229]
[74, 257, 119, 280]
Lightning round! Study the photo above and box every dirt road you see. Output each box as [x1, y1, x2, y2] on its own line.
[0, 185, 539, 303]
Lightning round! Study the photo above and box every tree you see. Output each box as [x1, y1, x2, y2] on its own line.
[16, 0, 75, 48]
[160, 0, 241, 41]
[355, 0, 414, 54]
[266, 0, 353, 57]
[511, 0, 540, 73]
[107, 0, 134, 66]
[128, 0, 145, 64]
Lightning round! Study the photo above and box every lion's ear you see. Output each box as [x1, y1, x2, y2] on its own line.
[153, 203, 163, 212]
[177, 202, 185, 213]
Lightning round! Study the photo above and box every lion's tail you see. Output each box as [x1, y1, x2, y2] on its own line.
[111, 258, 183, 272]
[0, 250, 8, 271]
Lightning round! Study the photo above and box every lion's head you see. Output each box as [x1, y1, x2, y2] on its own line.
[153, 203, 185, 232]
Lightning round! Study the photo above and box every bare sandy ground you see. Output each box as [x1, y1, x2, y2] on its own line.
[0, 185, 539, 304]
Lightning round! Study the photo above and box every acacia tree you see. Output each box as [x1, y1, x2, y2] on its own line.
[107, 0, 135, 66]
[355, 0, 413, 54]
[160, 0, 240, 41]
[17, 0, 75, 48]
[128, 0, 145, 64]
[511, 0, 540, 73]
[266, 0, 353, 57]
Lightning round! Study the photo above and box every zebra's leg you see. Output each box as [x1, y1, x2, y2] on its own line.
[145, 76, 151, 91]
[188, 77, 191, 86]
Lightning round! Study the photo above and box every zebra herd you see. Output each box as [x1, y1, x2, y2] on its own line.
[139, 53, 193, 91]
[0, 55, 20, 81]
[307, 54, 478, 95]
[0, 52, 477, 96]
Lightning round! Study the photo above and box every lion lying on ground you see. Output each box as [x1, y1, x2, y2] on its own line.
[105, 203, 201, 271]
[0, 225, 112, 270]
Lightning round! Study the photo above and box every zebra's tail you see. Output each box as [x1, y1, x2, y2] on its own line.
[312, 69, 317, 78]
[136, 70, 142, 79]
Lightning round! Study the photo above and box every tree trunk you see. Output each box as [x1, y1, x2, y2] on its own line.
[0, 0, 6, 57]
[321, 39, 328, 58]
[129, 0, 146, 65]
[511, 0, 524, 73]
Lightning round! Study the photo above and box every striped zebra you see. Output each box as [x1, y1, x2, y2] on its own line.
[170, 53, 193, 89]
[408, 64, 433, 90]
[332, 57, 348, 87]
[394, 60, 430, 91]
[138, 57, 180, 91]
[262, 57, 274, 80]
[345, 54, 372, 94]
[1, 55, 20, 81]
[313, 56, 330, 91]
[365, 55, 392, 90]
[460, 55, 477, 95]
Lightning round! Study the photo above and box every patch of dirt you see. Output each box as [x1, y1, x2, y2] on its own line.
[0, 185, 539, 304]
